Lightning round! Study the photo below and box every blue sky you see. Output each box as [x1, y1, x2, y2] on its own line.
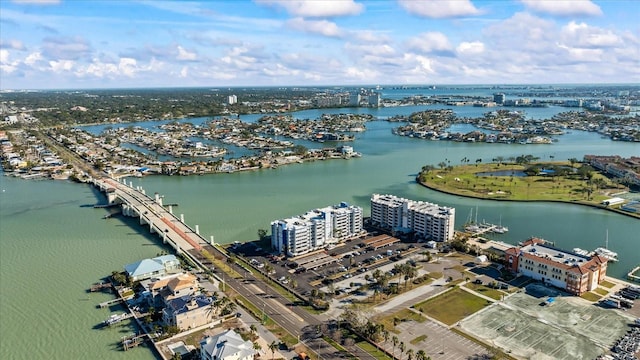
[0, 0, 638, 89]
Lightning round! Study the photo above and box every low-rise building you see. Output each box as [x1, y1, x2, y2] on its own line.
[124, 255, 181, 282]
[200, 329, 256, 360]
[504, 238, 608, 295]
[162, 294, 214, 331]
[141, 272, 200, 307]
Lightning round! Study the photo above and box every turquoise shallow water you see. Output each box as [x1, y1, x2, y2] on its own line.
[1, 107, 639, 359]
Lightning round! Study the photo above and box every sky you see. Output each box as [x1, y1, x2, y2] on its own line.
[0, 0, 638, 89]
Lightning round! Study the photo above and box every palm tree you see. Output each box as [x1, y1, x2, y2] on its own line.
[406, 349, 414, 360]
[416, 350, 428, 360]
[249, 324, 257, 336]
[392, 336, 399, 358]
[383, 329, 390, 348]
[268, 340, 278, 360]
[399, 341, 406, 360]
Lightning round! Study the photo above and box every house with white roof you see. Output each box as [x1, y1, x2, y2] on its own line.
[124, 255, 181, 282]
[200, 329, 256, 360]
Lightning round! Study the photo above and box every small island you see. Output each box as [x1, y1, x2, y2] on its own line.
[416, 155, 640, 219]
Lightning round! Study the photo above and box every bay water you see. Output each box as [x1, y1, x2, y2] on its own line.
[1, 102, 639, 359]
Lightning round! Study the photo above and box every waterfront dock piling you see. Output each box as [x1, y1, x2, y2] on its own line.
[89, 282, 112, 292]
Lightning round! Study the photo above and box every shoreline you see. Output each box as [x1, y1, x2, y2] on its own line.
[416, 177, 640, 220]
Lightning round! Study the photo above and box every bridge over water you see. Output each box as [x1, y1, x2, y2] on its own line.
[93, 177, 211, 258]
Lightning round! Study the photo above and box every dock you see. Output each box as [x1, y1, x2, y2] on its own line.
[89, 282, 112, 292]
[122, 333, 147, 351]
[628, 266, 640, 283]
[98, 298, 124, 308]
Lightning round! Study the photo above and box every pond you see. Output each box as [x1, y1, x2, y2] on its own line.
[476, 170, 527, 177]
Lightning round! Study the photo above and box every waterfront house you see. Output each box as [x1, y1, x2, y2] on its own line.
[141, 272, 200, 307]
[200, 329, 256, 360]
[162, 294, 214, 331]
[124, 255, 181, 282]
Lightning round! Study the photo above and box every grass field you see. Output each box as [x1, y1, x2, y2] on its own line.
[600, 280, 616, 288]
[418, 162, 627, 204]
[594, 287, 609, 296]
[580, 292, 602, 302]
[374, 308, 425, 333]
[357, 341, 393, 360]
[464, 282, 504, 300]
[414, 288, 492, 325]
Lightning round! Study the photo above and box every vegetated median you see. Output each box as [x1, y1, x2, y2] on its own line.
[416, 159, 639, 219]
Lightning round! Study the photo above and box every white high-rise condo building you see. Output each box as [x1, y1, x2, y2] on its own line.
[271, 202, 363, 257]
[370, 194, 455, 242]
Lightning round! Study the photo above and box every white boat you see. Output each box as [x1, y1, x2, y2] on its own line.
[103, 313, 127, 326]
[594, 247, 618, 262]
[594, 229, 618, 262]
[572, 248, 592, 257]
[493, 215, 509, 233]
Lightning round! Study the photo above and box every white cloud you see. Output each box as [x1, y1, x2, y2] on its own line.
[286, 18, 342, 37]
[256, 0, 364, 18]
[344, 42, 395, 56]
[180, 66, 188, 78]
[344, 66, 376, 80]
[118, 57, 138, 77]
[456, 41, 485, 55]
[406, 32, 453, 55]
[0, 49, 20, 74]
[398, 0, 481, 18]
[561, 21, 622, 48]
[556, 43, 603, 62]
[177, 46, 197, 61]
[353, 30, 390, 44]
[520, 0, 602, 17]
[25, 52, 43, 65]
[49, 59, 75, 73]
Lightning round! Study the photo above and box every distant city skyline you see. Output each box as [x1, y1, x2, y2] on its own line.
[0, 0, 638, 89]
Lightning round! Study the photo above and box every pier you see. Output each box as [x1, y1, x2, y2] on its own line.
[89, 282, 112, 292]
[122, 333, 147, 351]
[98, 298, 124, 308]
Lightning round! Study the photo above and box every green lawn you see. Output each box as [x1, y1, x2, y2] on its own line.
[464, 283, 504, 300]
[410, 334, 427, 345]
[414, 288, 491, 325]
[356, 341, 393, 360]
[594, 287, 609, 296]
[580, 292, 602, 302]
[418, 162, 625, 204]
[374, 308, 425, 333]
[600, 280, 616, 289]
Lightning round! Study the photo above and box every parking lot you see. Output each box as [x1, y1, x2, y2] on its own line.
[234, 231, 432, 297]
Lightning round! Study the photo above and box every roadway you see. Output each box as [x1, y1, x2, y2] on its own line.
[96, 177, 376, 359]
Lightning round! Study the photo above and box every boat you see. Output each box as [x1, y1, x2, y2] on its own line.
[594, 229, 618, 262]
[464, 206, 481, 232]
[572, 248, 592, 257]
[103, 313, 127, 326]
[594, 248, 618, 262]
[493, 215, 509, 233]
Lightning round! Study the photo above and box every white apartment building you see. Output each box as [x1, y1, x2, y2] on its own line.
[271, 202, 363, 257]
[370, 194, 455, 242]
[227, 95, 237, 105]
